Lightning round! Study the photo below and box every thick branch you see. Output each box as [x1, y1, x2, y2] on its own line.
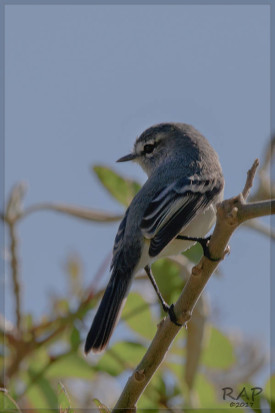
[112, 160, 274, 412]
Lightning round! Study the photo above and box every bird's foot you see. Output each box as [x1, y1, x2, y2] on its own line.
[176, 234, 221, 262]
[161, 301, 182, 327]
[168, 304, 183, 327]
[196, 235, 221, 262]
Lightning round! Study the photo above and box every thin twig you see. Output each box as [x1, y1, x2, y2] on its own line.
[242, 159, 260, 200]
[8, 222, 21, 332]
[243, 219, 275, 240]
[21, 202, 122, 223]
[238, 199, 275, 221]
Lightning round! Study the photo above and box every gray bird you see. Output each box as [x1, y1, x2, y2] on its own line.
[85, 122, 224, 354]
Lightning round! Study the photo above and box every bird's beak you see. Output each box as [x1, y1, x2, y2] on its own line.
[116, 153, 137, 163]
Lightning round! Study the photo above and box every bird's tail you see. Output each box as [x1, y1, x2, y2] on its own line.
[84, 268, 133, 354]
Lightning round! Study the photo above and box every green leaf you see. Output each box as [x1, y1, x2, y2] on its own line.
[0, 388, 21, 412]
[70, 326, 81, 351]
[194, 373, 218, 407]
[110, 341, 146, 365]
[47, 353, 95, 379]
[151, 258, 184, 306]
[264, 374, 275, 402]
[25, 371, 58, 408]
[143, 373, 167, 406]
[237, 383, 263, 411]
[93, 165, 141, 207]
[58, 382, 73, 413]
[183, 242, 203, 263]
[95, 350, 123, 377]
[135, 397, 158, 409]
[93, 398, 110, 413]
[167, 361, 185, 382]
[201, 326, 235, 369]
[123, 292, 156, 339]
[96, 341, 146, 376]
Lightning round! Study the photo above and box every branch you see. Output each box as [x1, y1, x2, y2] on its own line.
[21, 203, 122, 223]
[243, 219, 275, 240]
[2, 183, 27, 333]
[242, 158, 259, 200]
[249, 135, 275, 201]
[112, 159, 274, 412]
[8, 221, 22, 331]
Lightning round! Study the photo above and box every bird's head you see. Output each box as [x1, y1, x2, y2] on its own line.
[117, 123, 197, 176]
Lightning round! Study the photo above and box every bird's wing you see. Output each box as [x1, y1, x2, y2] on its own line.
[140, 177, 223, 257]
[111, 207, 129, 270]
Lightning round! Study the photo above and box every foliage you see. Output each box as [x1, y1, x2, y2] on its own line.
[0, 163, 272, 411]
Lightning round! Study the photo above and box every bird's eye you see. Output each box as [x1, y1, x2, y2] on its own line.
[143, 144, 155, 154]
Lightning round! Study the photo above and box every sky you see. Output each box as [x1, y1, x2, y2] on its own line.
[4, 4, 271, 387]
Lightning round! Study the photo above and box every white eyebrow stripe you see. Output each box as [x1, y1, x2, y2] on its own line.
[135, 139, 156, 154]
[134, 133, 167, 155]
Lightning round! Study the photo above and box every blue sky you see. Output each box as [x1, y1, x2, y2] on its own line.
[4, 4, 271, 385]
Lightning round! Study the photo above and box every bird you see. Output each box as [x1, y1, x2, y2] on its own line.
[85, 122, 224, 354]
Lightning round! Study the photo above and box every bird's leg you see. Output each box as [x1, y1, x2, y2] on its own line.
[144, 265, 182, 327]
[176, 234, 221, 262]
[144, 265, 169, 312]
